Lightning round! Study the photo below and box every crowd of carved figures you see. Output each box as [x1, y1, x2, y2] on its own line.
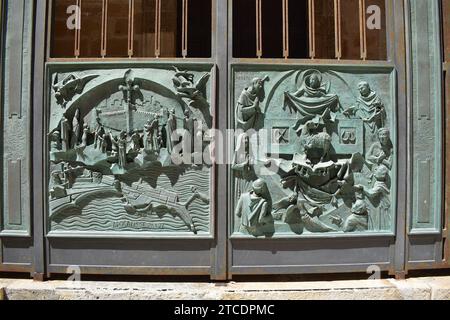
[50, 70, 212, 170]
[233, 69, 393, 237]
[48, 68, 212, 234]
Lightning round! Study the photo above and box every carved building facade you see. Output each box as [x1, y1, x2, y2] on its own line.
[0, 0, 449, 280]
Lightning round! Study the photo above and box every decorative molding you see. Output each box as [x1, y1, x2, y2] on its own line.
[409, 0, 443, 234]
[1, 0, 33, 234]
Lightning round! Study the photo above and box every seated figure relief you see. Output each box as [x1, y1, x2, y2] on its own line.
[233, 68, 395, 237]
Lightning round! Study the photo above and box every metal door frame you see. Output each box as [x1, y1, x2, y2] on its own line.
[1, 0, 448, 280]
[29, 0, 230, 281]
[226, 0, 409, 278]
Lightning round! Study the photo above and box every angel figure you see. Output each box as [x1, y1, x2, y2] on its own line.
[172, 67, 210, 108]
[53, 73, 98, 108]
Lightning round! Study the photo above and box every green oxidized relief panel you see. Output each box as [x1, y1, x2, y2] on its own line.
[46, 63, 214, 236]
[231, 65, 396, 237]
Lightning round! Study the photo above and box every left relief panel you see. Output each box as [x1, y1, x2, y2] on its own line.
[1, 0, 33, 235]
[46, 63, 215, 237]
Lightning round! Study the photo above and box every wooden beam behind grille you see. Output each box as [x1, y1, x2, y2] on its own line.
[308, 0, 315, 59]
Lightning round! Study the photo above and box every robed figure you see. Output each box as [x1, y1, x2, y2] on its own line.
[345, 81, 386, 135]
[183, 110, 195, 155]
[144, 115, 160, 151]
[232, 134, 257, 200]
[71, 109, 81, 148]
[364, 165, 391, 231]
[166, 109, 178, 152]
[284, 70, 340, 133]
[366, 128, 393, 171]
[60, 115, 71, 151]
[235, 179, 273, 237]
[235, 76, 269, 132]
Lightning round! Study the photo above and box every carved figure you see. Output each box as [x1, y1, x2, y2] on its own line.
[144, 115, 160, 151]
[131, 130, 141, 152]
[110, 131, 128, 168]
[193, 118, 204, 152]
[49, 172, 67, 199]
[93, 115, 105, 149]
[172, 67, 210, 105]
[301, 118, 332, 163]
[344, 81, 386, 134]
[98, 134, 108, 153]
[53, 74, 98, 107]
[332, 186, 369, 232]
[81, 124, 89, 147]
[366, 128, 393, 171]
[232, 134, 257, 198]
[284, 70, 340, 130]
[183, 110, 195, 155]
[235, 76, 269, 131]
[364, 165, 391, 231]
[49, 131, 61, 152]
[60, 115, 71, 151]
[71, 109, 82, 148]
[274, 191, 335, 233]
[235, 179, 273, 237]
[166, 109, 178, 152]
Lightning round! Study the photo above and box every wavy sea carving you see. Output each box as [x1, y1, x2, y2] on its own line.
[51, 168, 211, 233]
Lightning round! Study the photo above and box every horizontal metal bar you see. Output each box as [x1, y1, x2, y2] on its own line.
[47, 265, 211, 276]
[230, 263, 392, 276]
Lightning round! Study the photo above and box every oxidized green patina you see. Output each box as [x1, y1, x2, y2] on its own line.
[46, 63, 214, 236]
[231, 65, 397, 237]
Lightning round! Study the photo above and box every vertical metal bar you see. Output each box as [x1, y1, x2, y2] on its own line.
[359, 0, 367, 60]
[101, 0, 108, 57]
[182, 0, 189, 58]
[128, 0, 135, 57]
[33, 0, 48, 280]
[282, 0, 289, 59]
[74, 0, 82, 58]
[155, 0, 161, 58]
[334, 0, 341, 59]
[213, 0, 228, 281]
[256, 0, 262, 58]
[445, 61, 450, 263]
[308, 0, 315, 59]
[393, 0, 407, 278]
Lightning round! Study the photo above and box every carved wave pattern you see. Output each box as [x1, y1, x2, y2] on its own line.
[51, 170, 211, 234]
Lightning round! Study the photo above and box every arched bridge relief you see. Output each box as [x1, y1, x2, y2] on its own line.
[46, 64, 215, 236]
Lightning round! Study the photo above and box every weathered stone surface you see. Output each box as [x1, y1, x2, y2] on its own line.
[426, 277, 450, 300]
[388, 278, 432, 300]
[0, 277, 449, 300]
